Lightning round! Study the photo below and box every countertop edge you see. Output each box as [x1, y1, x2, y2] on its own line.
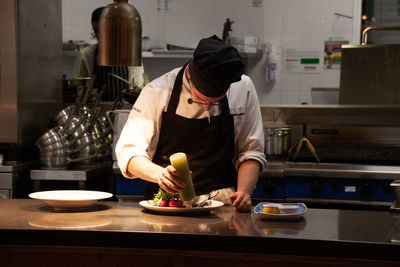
[1, 228, 399, 262]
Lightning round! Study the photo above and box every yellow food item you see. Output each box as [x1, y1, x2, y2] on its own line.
[263, 206, 279, 214]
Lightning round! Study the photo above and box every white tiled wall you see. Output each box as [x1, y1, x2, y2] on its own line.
[62, 0, 361, 105]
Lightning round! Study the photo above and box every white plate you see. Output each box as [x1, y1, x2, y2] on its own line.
[29, 190, 113, 211]
[139, 200, 224, 214]
[254, 202, 307, 220]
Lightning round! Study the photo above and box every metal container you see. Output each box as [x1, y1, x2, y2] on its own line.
[339, 26, 400, 105]
[264, 125, 291, 156]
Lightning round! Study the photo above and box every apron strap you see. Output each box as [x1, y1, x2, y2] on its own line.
[166, 62, 189, 115]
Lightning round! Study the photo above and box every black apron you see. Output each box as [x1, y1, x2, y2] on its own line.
[93, 45, 129, 101]
[144, 64, 237, 199]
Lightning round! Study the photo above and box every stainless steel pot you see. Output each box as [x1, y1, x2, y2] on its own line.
[264, 125, 291, 156]
[51, 105, 74, 127]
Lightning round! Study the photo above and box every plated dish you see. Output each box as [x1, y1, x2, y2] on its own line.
[29, 190, 113, 211]
[254, 202, 307, 220]
[139, 200, 224, 214]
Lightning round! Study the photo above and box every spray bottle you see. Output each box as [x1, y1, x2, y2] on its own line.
[266, 42, 279, 82]
[222, 18, 234, 44]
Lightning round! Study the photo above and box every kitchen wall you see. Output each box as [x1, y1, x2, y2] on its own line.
[62, 0, 361, 105]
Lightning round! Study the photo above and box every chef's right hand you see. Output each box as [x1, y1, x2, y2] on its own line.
[158, 165, 185, 195]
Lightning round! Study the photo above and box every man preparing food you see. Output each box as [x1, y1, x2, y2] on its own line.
[116, 35, 266, 212]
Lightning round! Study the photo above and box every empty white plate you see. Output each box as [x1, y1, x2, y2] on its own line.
[29, 190, 113, 211]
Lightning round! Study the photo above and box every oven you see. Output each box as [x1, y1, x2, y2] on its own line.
[254, 123, 400, 210]
[284, 162, 397, 207]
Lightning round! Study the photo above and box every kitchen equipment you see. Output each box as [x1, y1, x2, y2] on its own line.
[390, 180, 400, 211]
[0, 160, 37, 198]
[361, 26, 400, 45]
[339, 26, 400, 105]
[99, 0, 142, 66]
[264, 123, 291, 156]
[291, 137, 320, 163]
[0, 0, 62, 191]
[36, 87, 112, 169]
[0, 0, 62, 147]
[255, 123, 400, 209]
[107, 109, 147, 201]
[108, 73, 141, 104]
[63, 77, 93, 103]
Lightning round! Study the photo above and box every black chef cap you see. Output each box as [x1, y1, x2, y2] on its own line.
[188, 35, 244, 97]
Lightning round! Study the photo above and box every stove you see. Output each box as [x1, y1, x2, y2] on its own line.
[254, 124, 400, 209]
[255, 162, 397, 207]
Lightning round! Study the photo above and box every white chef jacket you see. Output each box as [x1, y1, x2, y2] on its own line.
[116, 66, 267, 178]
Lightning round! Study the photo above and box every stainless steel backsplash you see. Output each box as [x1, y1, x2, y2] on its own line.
[0, 0, 62, 144]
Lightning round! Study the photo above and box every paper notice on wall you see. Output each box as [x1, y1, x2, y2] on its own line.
[252, 0, 262, 7]
[284, 49, 321, 73]
[324, 39, 349, 70]
[244, 36, 258, 53]
[156, 0, 177, 15]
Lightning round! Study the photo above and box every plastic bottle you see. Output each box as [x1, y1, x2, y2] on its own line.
[223, 18, 234, 44]
[169, 152, 196, 201]
[266, 42, 279, 82]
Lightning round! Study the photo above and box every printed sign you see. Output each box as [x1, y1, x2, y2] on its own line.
[284, 49, 321, 73]
[324, 40, 349, 70]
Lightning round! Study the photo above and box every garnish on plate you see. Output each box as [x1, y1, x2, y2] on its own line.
[150, 188, 187, 207]
[150, 188, 213, 208]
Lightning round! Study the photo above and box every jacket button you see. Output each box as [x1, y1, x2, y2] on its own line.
[162, 155, 169, 161]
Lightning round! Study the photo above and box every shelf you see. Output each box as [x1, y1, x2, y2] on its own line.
[63, 50, 194, 59]
[63, 49, 260, 59]
[143, 50, 193, 58]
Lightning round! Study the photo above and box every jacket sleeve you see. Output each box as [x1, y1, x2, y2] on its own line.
[115, 83, 161, 178]
[233, 76, 267, 172]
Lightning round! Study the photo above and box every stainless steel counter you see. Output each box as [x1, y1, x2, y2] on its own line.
[0, 199, 400, 262]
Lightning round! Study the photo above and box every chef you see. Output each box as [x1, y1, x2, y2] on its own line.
[116, 35, 266, 212]
[73, 6, 145, 101]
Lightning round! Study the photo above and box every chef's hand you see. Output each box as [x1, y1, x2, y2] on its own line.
[158, 165, 185, 195]
[230, 191, 251, 212]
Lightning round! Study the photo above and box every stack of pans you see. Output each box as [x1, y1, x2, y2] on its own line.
[36, 86, 113, 169]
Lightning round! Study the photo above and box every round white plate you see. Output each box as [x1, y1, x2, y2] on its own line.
[29, 190, 113, 211]
[139, 200, 224, 214]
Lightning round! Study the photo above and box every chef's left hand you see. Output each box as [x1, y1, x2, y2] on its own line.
[230, 191, 251, 212]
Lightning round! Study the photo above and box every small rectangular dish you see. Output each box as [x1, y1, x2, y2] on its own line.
[254, 202, 307, 220]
